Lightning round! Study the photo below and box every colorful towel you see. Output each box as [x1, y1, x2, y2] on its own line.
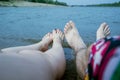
[88, 36, 120, 80]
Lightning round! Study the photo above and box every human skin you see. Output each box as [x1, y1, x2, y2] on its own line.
[64, 21, 110, 79]
[0, 29, 66, 80]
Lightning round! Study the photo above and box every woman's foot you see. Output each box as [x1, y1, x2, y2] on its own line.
[1, 33, 53, 53]
[64, 21, 86, 53]
[40, 32, 53, 52]
[96, 22, 110, 40]
[52, 29, 64, 45]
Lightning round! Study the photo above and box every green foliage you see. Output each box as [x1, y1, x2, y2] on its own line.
[55, 1, 67, 6]
[28, 0, 67, 6]
[0, 0, 10, 1]
[0, 0, 67, 6]
[88, 1, 120, 7]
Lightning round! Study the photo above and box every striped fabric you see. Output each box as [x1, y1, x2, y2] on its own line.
[88, 36, 120, 80]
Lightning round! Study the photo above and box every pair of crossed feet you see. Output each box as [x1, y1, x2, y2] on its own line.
[41, 21, 110, 52]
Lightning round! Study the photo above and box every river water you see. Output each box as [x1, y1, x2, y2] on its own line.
[0, 7, 120, 48]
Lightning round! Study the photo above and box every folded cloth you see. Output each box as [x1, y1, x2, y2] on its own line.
[88, 36, 120, 80]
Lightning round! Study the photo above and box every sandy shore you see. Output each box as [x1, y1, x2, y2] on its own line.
[0, 1, 58, 7]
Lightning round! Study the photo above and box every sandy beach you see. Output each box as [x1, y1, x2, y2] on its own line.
[0, 1, 58, 7]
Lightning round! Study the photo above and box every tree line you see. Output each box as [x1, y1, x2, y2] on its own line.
[0, 0, 67, 6]
[87, 1, 120, 7]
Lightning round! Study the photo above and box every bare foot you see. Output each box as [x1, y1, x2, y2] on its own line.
[1, 33, 53, 53]
[40, 32, 53, 52]
[96, 22, 110, 40]
[64, 21, 86, 53]
[52, 29, 64, 44]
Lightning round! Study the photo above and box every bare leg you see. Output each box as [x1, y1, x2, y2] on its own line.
[64, 21, 88, 79]
[64, 21, 111, 79]
[44, 29, 66, 80]
[96, 22, 110, 40]
[17, 29, 65, 79]
[1, 33, 53, 53]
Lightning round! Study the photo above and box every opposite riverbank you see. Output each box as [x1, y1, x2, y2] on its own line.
[0, 1, 63, 7]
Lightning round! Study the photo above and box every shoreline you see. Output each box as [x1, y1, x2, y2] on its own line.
[0, 1, 62, 7]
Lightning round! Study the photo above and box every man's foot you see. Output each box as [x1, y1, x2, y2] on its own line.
[40, 32, 53, 52]
[96, 22, 110, 40]
[64, 21, 86, 53]
[52, 29, 64, 44]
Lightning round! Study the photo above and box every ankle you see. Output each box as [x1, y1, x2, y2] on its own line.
[74, 46, 87, 54]
[96, 34, 105, 40]
[53, 40, 62, 48]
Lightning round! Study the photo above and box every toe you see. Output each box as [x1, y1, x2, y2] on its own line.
[42, 33, 48, 40]
[64, 27, 67, 33]
[64, 23, 70, 33]
[100, 22, 107, 29]
[69, 20, 75, 28]
[61, 33, 64, 40]
[53, 29, 56, 34]
[58, 29, 62, 35]
[56, 29, 59, 33]
[49, 32, 53, 39]
[42, 32, 52, 40]
[102, 22, 107, 25]
[47, 33, 50, 36]
[104, 25, 110, 35]
[106, 29, 110, 35]
[105, 27, 110, 33]
[101, 22, 107, 26]
[107, 31, 110, 35]
[64, 21, 76, 34]
[59, 30, 64, 40]
[66, 23, 69, 27]
[64, 25, 69, 33]
[104, 25, 109, 32]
